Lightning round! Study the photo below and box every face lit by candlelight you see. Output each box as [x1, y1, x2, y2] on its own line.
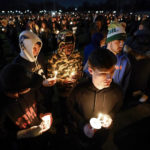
[63, 43, 74, 56]
[33, 42, 41, 57]
[88, 65, 115, 90]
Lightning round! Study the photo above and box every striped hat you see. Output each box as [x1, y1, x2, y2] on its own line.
[106, 21, 126, 43]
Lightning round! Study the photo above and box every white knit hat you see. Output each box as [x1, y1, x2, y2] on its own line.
[106, 21, 126, 43]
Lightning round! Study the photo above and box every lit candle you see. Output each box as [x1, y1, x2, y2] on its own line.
[101, 114, 112, 128]
[55, 30, 59, 34]
[46, 71, 57, 82]
[41, 28, 44, 32]
[41, 114, 51, 131]
[70, 71, 75, 77]
[90, 113, 112, 129]
[98, 113, 112, 128]
[54, 71, 58, 79]
[90, 118, 102, 129]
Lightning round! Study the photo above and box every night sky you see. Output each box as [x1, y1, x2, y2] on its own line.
[27, 0, 107, 8]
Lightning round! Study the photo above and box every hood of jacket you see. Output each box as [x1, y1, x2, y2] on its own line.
[19, 30, 43, 62]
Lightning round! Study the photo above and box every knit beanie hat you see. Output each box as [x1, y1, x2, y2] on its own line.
[0, 64, 43, 93]
[106, 21, 126, 43]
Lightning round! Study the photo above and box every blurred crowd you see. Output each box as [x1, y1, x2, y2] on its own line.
[1, 10, 150, 150]
[0, 11, 149, 66]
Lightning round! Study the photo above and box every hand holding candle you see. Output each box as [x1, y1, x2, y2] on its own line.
[54, 71, 58, 79]
[90, 113, 112, 129]
[40, 28, 44, 32]
[40, 113, 53, 133]
[42, 71, 57, 87]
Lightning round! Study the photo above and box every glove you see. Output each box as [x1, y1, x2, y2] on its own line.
[83, 124, 95, 138]
[17, 125, 42, 139]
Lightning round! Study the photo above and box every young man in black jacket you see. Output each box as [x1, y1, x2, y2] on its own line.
[0, 64, 53, 150]
[12, 30, 56, 111]
[67, 48, 123, 150]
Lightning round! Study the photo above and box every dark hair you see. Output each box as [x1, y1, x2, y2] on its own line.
[88, 48, 117, 70]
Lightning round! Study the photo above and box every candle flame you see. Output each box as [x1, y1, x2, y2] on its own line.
[90, 118, 102, 129]
[71, 71, 75, 76]
[42, 115, 50, 122]
[54, 71, 58, 79]
[41, 28, 44, 32]
[97, 113, 112, 128]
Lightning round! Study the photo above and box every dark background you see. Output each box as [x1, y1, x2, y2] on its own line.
[0, 0, 150, 12]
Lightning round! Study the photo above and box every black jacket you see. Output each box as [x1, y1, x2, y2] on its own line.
[0, 88, 46, 141]
[12, 53, 47, 79]
[67, 78, 123, 130]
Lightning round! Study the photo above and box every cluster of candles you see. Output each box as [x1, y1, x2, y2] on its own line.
[90, 113, 112, 129]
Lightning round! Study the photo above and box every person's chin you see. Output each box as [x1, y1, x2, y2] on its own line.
[104, 83, 111, 88]
[117, 48, 122, 53]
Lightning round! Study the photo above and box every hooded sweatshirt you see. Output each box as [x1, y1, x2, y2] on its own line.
[47, 44, 83, 97]
[83, 51, 131, 95]
[67, 78, 123, 130]
[113, 52, 131, 94]
[13, 31, 46, 79]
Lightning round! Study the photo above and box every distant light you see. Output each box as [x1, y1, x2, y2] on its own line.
[96, 11, 98, 14]
[75, 8, 77, 11]
[113, 11, 116, 14]
[52, 11, 56, 17]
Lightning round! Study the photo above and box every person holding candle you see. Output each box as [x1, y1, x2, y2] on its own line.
[47, 29, 83, 134]
[0, 64, 53, 150]
[47, 29, 83, 96]
[12, 30, 56, 111]
[67, 48, 123, 150]
[84, 21, 131, 96]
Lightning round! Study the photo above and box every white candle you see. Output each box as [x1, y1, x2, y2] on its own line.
[54, 71, 58, 79]
[97, 113, 112, 128]
[90, 118, 102, 129]
[41, 28, 44, 32]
